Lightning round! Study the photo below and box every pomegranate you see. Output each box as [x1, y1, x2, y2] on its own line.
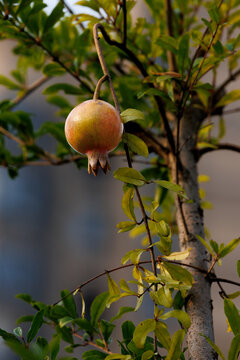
[65, 99, 123, 176]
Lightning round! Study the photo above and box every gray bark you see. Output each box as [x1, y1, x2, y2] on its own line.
[169, 101, 218, 360]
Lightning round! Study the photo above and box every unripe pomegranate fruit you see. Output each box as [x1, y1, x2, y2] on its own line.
[65, 99, 123, 176]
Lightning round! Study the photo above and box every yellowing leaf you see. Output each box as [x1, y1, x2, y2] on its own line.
[163, 249, 191, 261]
[114, 168, 147, 186]
[123, 133, 149, 158]
[216, 90, 240, 108]
[133, 319, 156, 349]
[121, 186, 136, 221]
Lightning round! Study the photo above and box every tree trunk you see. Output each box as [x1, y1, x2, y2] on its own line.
[169, 101, 218, 360]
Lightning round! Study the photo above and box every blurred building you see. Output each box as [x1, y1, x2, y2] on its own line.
[0, 1, 240, 359]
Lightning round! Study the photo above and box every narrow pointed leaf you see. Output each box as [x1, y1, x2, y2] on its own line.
[154, 180, 188, 199]
[166, 329, 185, 360]
[110, 307, 135, 322]
[27, 309, 44, 343]
[121, 187, 136, 221]
[228, 334, 240, 360]
[219, 238, 240, 259]
[216, 90, 240, 108]
[195, 234, 215, 256]
[201, 334, 225, 360]
[44, 2, 64, 32]
[224, 299, 240, 335]
[90, 292, 109, 327]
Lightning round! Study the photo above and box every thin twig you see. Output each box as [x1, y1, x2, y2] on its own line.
[10, 76, 49, 109]
[73, 332, 112, 354]
[122, 0, 127, 46]
[215, 67, 240, 100]
[96, 24, 175, 153]
[2, 15, 92, 93]
[198, 143, 240, 158]
[164, 0, 177, 72]
[0, 126, 24, 146]
[52, 256, 240, 306]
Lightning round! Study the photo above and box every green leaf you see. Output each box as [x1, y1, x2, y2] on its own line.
[154, 321, 171, 350]
[90, 292, 109, 327]
[178, 33, 190, 77]
[155, 35, 178, 54]
[121, 249, 146, 265]
[44, 2, 64, 32]
[150, 287, 173, 308]
[114, 168, 147, 186]
[105, 354, 131, 360]
[101, 320, 115, 343]
[43, 83, 83, 95]
[228, 334, 240, 360]
[123, 133, 149, 158]
[121, 186, 136, 221]
[59, 316, 73, 328]
[13, 327, 22, 338]
[155, 220, 171, 237]
[16, 315, 34, 325]
[60, 290, 78, 318]
[216, 90, 240, 108]
[200, 334, 225, 360]
[160, 310, 191, 330]
[141, 350, 154, 360]
[166, 329, 185, 360]
[117, 221, 136, 233]
[154, 180, 187, 199]
[0, 75, 21, 90]
[110, 307, 135, 323]
[43, 63, 66, 76]
[219, 238, 240, 259]
[50, 334, 61, 360]
[82, 349, 107, 359]
[227, 291, 240, 300]
[27, 309, 44, 343]
[0, 328, 21, 344]
[224, 299, 240, 335]
[163, 262, 193, 286]
[133, 319, 156, 349]
[195, 234, 215, 256]
[207, 3, 220, 23]
[120, 108, 144, 123]
[122, 320, 135, 345]
[237, 260, 240, 278]
[213, 40, 224, 55]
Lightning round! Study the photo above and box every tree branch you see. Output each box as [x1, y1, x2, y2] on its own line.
[1, 15, 92, 93]
[97, 24, 175, 153]
[198, 143, 240, 158]
[10, 76, 49, 109]
[215, 67, 240, 100]
[164, 0, 177, 72]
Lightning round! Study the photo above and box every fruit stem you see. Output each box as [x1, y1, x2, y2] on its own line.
[93, 74, 109, 101]
[93, 23, 121, 113]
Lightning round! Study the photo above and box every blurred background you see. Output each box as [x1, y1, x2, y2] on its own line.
[0, 0, 239, 358]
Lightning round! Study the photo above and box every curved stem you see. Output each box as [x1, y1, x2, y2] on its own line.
[93, 23, 120, 112]
[93, 74, 109, 100]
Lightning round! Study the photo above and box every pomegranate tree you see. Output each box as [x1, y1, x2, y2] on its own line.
[65, 99, 123, 176]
